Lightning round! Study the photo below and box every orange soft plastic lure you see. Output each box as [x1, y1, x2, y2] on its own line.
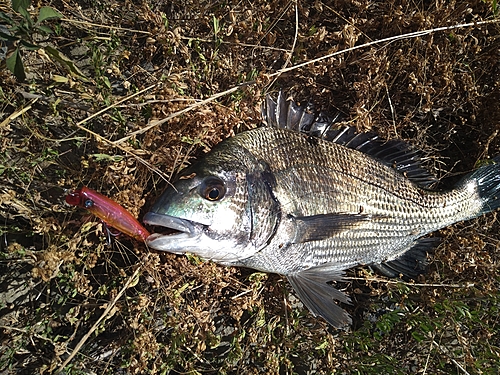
[66, 187, 150, 241]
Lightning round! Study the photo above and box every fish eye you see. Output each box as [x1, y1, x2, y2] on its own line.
[200, 176, 226, 201]
[84, 199, 94, 208]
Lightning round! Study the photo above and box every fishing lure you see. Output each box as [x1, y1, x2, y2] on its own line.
[66, 187, 150, 241]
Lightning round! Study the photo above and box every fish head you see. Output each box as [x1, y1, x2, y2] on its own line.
[144, 142, 279, 265]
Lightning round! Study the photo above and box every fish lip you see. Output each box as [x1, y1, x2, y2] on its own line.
[143, 212, 200, 250]
[143, 212, 195, 234]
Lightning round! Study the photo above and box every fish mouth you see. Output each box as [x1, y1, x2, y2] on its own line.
[143, 212, 199, 251]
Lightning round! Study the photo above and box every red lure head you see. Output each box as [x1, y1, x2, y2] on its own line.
[65, 188, 94, 208]
[65, 189, 83, 206]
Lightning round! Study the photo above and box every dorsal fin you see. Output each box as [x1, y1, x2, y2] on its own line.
[261, 92, 436, 187]
[261, 91, 336, 133]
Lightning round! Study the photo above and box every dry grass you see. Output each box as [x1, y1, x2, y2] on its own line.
[1, 0, 499, 374]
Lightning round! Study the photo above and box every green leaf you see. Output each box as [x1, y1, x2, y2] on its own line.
[6, 47, 26, 81]
[52, 75, 68, 83]
[102, 75, 111, 89]
[20, 39, 40, 50]
[212, 15, 220, 36]
[12, 0, 31, 13]
[35, 25, 53, 34]
[90, 154, 124, 162]
[36, 7, 63, 24]
[0, 12, 16, 25]
[44, 46, 89, 82]
[411, 331, 425, 342]
[12, 0, 33, 28]
[0, 31, 19, 42]
[17, 7, 32, 25]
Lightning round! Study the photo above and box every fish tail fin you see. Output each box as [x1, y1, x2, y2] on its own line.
[464, 156, 500, 216]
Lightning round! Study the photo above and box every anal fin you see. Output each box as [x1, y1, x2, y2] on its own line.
[371, 238, 439, 279]
[287, 264, 352, 328]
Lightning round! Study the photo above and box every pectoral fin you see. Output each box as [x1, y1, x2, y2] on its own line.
[287, 264, 352, 328]
[290, 213, 374, 243]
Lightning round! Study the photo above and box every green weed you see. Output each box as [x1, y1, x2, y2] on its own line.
[0, 0, 63, 80]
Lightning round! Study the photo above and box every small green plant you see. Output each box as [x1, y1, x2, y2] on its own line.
[491, 0, 499, 15]
[0, 0, 63, 80]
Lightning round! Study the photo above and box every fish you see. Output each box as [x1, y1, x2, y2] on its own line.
[66, 187, 150, 242]
[143, 92, 500, 328]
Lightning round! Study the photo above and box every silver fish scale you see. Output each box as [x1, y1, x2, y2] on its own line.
[227, 126, 484, 275]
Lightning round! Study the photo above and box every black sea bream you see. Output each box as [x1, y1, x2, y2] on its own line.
[144, 92, 500, 328]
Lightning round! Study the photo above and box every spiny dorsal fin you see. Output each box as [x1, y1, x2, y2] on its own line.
[261, 92, 436, 187]
[262, 91, 342, 134]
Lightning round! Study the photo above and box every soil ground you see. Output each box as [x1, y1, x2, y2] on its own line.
[0, 0, 499, 374]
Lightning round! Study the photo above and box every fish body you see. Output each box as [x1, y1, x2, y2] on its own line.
[66, 187, 150, 241]
[144, 93, 500, 327]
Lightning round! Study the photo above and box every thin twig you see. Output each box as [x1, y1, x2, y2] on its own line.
[179, 36, 289, 52]
[344, 276, 475, 288]
[422, 335, 434, 375]
[54, 266, 141, 374]
[323, 3, 373, 42]
[112, 81, 254, 144]
[70, 83, 172, 182]
[117, 98, 203, 108]
[16, 89, 90, 110]
[0, 325, 62, 344]
[385, 83, 397, 136]
[432, 340, 472, 375]
[0, 98, 38, 129]
[253, 0, 294, 56]
[285, 0, 299, 70]
[268, 19, 499, 78]
[75, 83, 158, 127]
[61, 18, 151, 34]
[72, 126, 171, 182]
[268, 0, 299, 88]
